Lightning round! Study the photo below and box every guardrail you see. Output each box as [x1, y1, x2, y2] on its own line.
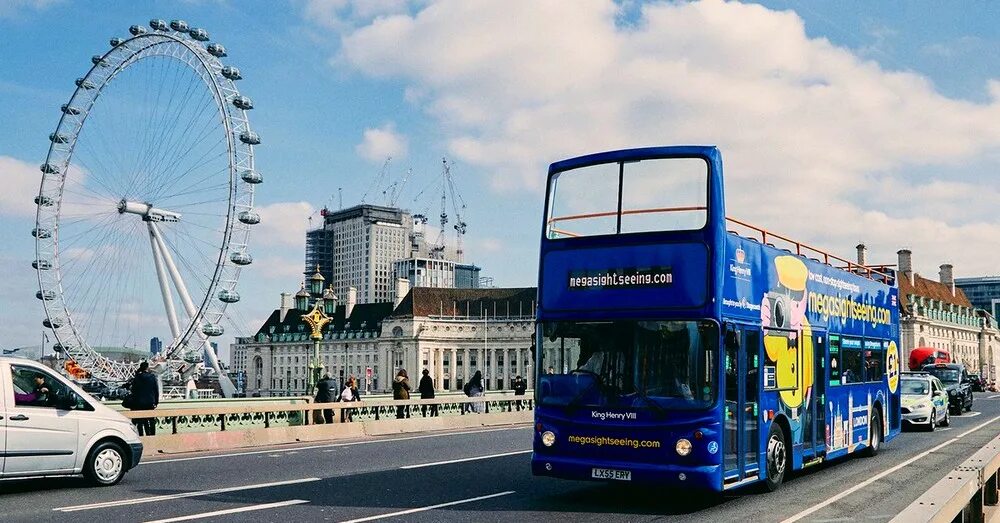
[122, 394, 534, 454]
[893, 434, 1000, 523]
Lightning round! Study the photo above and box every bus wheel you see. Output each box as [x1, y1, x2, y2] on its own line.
[863, 413, 882, 457]
[764, 424, 787, 491]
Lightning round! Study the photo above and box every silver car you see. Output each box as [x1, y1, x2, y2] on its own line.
[901, 373, 950, 431]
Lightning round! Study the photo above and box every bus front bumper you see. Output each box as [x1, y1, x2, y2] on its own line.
[531, 453, 722, 491]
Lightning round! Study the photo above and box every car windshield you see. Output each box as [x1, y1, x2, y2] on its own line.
[537, 320, 717, 410]
[900, 379, 929, 396]
[926, 368, 960, 384]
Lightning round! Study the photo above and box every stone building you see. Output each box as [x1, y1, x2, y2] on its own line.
[231, 273, 537, 396]
[895, 249, 999, 380]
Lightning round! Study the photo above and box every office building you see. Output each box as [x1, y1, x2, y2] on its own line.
[955, 276, 1000, 320]
[149, 337, 162, 356]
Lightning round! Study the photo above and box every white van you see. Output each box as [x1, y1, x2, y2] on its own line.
[0, 357, 143, 485]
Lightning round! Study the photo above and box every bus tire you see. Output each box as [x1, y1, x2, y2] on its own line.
[862, 413, 882, 457]
[764, 423, 787, 491]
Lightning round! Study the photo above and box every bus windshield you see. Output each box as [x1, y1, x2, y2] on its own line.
[537, 320, 717, 410]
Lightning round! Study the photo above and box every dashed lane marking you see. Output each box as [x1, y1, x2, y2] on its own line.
[337, 491, 516, 523]
[144, 499, 309, 523]
[53, 477, 320, 512]
[400, 450, 532, 469]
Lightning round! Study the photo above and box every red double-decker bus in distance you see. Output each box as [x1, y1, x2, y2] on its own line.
[908, 347, 951, 371]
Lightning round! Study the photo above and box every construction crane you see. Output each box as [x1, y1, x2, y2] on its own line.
[361, 156, 392, 204]
[385, 167, 411, 207]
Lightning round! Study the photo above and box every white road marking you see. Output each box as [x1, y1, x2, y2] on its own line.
[54, 477, 320, 512]
[959, 411, 982, 418]
[936, 427, 952, 432]
[337, 491, 515, 523]
[400, 450, 532, 469]
[781, 414, 1000, 523]
[987, 394, 1000, 399]
[144, 426, 530, 464]
[144, 499, 309, 523]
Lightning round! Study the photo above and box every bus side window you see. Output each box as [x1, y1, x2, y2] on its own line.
[865, 341, 884, 383]
[841, 337, 864, 384]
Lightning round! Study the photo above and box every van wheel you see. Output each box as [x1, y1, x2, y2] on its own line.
[764, 423, 787, 491]
[84, 441, 127, 486]
[862, 413, 881, 457]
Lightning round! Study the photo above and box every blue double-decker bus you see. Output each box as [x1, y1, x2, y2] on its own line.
[531, 146, 901, 491]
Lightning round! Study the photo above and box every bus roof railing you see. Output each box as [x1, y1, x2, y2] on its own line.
[726, 217, 895, 285]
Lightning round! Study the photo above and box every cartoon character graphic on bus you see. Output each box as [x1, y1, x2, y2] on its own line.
[761, 256, 815, 440]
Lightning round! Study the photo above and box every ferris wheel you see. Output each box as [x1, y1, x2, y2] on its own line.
[33, 19, 261, 395]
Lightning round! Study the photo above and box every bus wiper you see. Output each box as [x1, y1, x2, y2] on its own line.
[634, 392, 667, 417]
[565, 369, 605, 409]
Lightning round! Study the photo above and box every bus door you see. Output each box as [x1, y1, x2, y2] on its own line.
[806, 331, 827, 456]
[723, 323, 761, 484]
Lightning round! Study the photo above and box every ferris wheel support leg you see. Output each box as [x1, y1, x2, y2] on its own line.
[148, 222, 236, 398]
[148, 223, 182, 341]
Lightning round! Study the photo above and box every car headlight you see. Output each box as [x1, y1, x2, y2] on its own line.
[541, 431, 556, 447]
[911, 403, 927, 410]
[675, 438, 692, 456]
[949, 390, 958, 396]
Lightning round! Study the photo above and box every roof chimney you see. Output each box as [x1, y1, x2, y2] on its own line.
[897, 249, 914, 285]
[346, 286, 357, 319]
[856, 243, 867, 266]
[939, 264, 955, 296]
[394, 278, 410, 308]
[279, 292, 293, 322]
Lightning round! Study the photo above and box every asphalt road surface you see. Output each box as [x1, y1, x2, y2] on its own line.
[3, 396, 1000, 522]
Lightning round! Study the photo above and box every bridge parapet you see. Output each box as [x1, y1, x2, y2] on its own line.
[893, 434, 1000, 523]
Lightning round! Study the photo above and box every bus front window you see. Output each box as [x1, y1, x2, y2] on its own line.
[537, 320, 717, 410]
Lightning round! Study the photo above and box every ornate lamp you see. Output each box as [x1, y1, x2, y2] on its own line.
[302, 299, 332, 394]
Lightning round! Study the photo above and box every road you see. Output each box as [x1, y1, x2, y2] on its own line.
[3, 396, 1000, 522]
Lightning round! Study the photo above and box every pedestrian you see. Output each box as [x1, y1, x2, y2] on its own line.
[341, 376, 358, 422]
[392, 369, 411, 419]
[126, 361, 159, 436]
[419, 369, 438, 417]
[464, 370, 485, 414]
[512, 375, 527, 411]
[315, 372, 336, 424]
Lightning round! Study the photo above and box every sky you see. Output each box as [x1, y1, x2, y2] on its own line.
[0, 0, 998, 363]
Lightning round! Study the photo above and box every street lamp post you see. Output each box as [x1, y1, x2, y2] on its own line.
[302, 299, 332, 395]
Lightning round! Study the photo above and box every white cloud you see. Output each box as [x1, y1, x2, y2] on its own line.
[253, 201, 316, 248]
[355, 123, 409, 163]
[304, 0, 411, 30]
[0, 0, 61, 19]
[313, 0, 1000, 279]
[0, 156, 41, 217]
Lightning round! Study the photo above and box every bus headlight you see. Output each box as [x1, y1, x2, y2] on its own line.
[541, 431, 556, 447]
[675, 438, 692, 456]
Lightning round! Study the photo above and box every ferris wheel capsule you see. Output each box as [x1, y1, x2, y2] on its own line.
[75, 78, 96, 89]
[239, 130, 260, 145]
[40, 163, 61, 174]
[218, 289, 240, 303]
[49, 133, 69, 144]
[169, 20, 189, 32]
[32, 259, 52, 270]
[149, 19, 168, 31]
[91, 55, 109, 67]
[202, 323, 224, 336]
[241, 169, 262, 184]
[207, 43, 227, 57]
[129, 24, 147, 36]
[230, 251, 253, 265]
[35, 195, 54, 207]
[189, 28, 209, 41]
[237, 210, 260, 225]
[61, 104, 81, 115]
[110, 37, 125, 47]
[221, 66, 242, 80]
[43, 317, 63, 329]
[36, 290, 56, 301]
[232, 95, 253, 110]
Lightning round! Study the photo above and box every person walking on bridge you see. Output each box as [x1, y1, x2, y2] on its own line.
[393, 369, 411, 419]
[419, 368, 438, 417]
[513, 375, 527, 411]
[315, 373, 336, 424]
[464, 370, 485, 414]
[126, 361, 159, 436]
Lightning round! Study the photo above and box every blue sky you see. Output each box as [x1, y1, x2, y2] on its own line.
[1, 0, 998, 360]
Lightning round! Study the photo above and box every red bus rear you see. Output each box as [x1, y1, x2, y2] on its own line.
[908, 347, 951, 371]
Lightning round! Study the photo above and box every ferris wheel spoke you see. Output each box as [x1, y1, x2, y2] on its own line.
[142, 86, 218, 189]
[152, 148, 229, 202]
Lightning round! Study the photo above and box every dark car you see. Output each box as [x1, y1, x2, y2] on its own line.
[922, 363, 974, 414]
[968, 373, 985, 392]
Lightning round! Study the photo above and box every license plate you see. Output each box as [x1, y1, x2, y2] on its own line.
[591, 467, 631, 481]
